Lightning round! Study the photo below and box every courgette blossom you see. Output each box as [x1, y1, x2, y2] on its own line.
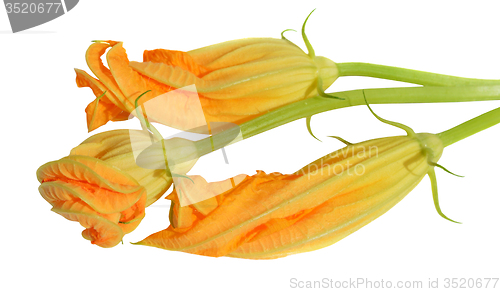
[133, 104, 500, 258]
[75, 15, 338, 132]
[37, 130, 173, 247]
[134, 126, 445, 258]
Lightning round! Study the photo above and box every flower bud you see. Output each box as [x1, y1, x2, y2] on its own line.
[37, 130, 173, 247]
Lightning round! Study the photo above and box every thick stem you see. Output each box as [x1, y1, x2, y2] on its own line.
[337, 62, 500, 86]
[195, 85, 500, 156]
[438, 106, 500, 147]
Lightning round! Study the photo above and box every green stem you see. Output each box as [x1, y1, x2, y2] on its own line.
[438, 106, 500, 147]
[194, 85, 500, 157]
[337, 62, 500, 86]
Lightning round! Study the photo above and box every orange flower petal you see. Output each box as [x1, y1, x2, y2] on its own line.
[118, 191, 147, 234]
[129, 56, 315, 101]
[53, 208, 124, 248]
[106, 42, 173, 108]
[186, 38, 292, 70]
[229, 152, 429, 259]
[173, 174, 247, 210]
[84, 42, 130, 112]
[70, 130, 173, 207]
[75, 68, 127, 131]
[143, 49, 209, 77]
[39, 181, 109, 215]
[134, 171, 302, 257]
[168, 192, 198, 230]
[37, 156, 144, 213]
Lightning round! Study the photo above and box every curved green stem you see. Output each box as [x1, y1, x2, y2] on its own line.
[239, 85, 500, 141]
[337, 62, 500, 86]
[194, 85, 500, 157]
[438, 106, 500, 147]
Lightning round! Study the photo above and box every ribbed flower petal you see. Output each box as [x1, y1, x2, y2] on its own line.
[53, 208, 124, 248]
[107, 42, 173, 107]
[143, 49, 208, 77]
[69, 130, 173, 207]
[74, 69, 127, 132]
[84, 42, 130, 111]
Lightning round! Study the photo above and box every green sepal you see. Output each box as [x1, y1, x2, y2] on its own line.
[328, 136, 353, 146]
[281, 29, 297, 41]
[317, 77, 344, 100]
[429, 162, 464, 178]
[363, 91, 416, 137]
[306, 116, 321, 141]
[302, 9, 316, 58]
[428, 167, 461, 224]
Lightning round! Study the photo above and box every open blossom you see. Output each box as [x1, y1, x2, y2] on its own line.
[133, 133, 443, 258]
[37, 130, 173, 247]
[75, 38, 338, 132]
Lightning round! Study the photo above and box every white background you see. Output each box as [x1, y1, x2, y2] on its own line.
[1, 1, 499, 291]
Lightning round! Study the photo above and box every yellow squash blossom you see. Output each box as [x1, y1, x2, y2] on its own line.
[75, 36, 338, 132]
[133, 131, 444, 258]
[37, 130, 173, 247]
